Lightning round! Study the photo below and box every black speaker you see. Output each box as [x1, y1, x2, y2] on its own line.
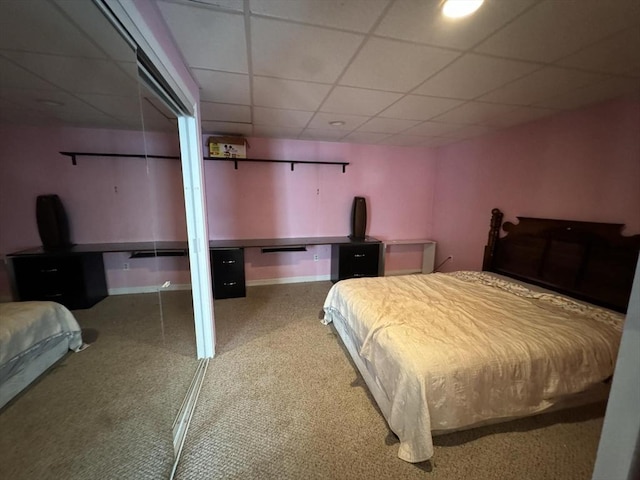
[349, 196, 367, 240]
[36, 194, 73, 250]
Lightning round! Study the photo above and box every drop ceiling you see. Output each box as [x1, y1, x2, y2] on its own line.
[1, 0, 639, 147]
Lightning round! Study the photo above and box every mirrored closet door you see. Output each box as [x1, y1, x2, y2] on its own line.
[0, 1, 198, 477]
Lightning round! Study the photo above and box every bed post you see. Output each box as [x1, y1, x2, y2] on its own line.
[482, 208, 503, 271]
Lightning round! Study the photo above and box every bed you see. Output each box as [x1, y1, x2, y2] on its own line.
[0, 301, 85, 409]
[322, 209, 640, 463]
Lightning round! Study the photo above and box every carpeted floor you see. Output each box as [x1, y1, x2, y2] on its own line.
[175, 282, 606, 480]
[0, 291, 199, 480]
[1, 283, 607, 479]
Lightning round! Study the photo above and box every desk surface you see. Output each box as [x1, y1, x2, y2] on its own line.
[9, 236, 381, 256]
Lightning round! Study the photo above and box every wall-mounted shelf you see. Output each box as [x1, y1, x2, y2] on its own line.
[60, 151, 349, 172]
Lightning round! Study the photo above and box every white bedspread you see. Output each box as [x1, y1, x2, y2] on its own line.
[322, 272, 624, 462]
[0, 301, 83, 385]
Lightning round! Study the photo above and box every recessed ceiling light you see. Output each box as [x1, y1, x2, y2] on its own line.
[442, 0, 484, 19]
[329, 120, 346, 126]
[37, 99, 64, 107]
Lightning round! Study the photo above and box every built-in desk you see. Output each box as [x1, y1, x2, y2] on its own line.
[8, 236, 382, 305]
[209, 236, 382, 297]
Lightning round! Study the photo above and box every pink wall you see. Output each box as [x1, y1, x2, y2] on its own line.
[0, 126, 436, 297]
[205, 138, 436, 281]
[3, 98, 636, 299]
[0, 125, 190, 296]
[431, 98, 640, 273]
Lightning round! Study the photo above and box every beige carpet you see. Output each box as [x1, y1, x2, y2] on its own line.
[175, 282, 605, 480]
[0, 291, 199, 480]
[1, 283, 606, 479]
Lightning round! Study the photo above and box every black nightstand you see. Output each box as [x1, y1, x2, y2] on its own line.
[10, 252, 108, 309]
[331, 239, 382, 282]
[210, 248, 246, 299]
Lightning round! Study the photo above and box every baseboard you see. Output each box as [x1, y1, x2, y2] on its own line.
[108, 283, 192, 296]
[246, 274, 331, 287]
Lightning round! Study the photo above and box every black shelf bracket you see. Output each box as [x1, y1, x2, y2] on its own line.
[60, 152, 349, 172]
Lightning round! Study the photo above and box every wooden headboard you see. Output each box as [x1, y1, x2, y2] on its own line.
[482, 208, 640, 313]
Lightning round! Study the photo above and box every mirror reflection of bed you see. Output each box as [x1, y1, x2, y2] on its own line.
[322, 208, 640, 464]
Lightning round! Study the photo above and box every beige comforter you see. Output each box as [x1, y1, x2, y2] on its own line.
[322, 272, 623, 462]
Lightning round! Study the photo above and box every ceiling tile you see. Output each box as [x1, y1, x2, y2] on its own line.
[2, 51, 139, 96]
[0, 1, 108, 58]
[0, 88, 90, 114]
[375, 0, 536, 50]
[253, 107, 314, 127]
[403, 121, 467, 137]
[143, 94, 176, 121]
[307, 112, 369, 130]
[556, 26, 640, 76]
[191, 69, 250, 104]
[253, 76, 331, 110]
[357, 117, 419, 134]
[432, 102, 517, 125]
[320, 86, 402, 116]
[477, 67, 608, 106]
[475, 0, 640, 63]
[377, 134, 428, 146]
[534, 77, 640, 110]
[251, 17, 363, 83]
[299, 128, 346, 141]
[53, 0, 134, 63]
[249, 0, 389, 33]
[380, 94, 463, 120]
[201, 121, 253, 136]
[200, 102, 251, 122]
[139, 101, 176, 132]
[157, 2, 248, 72]
[0, 56, 58, 90]
[341, 131, 389, 144]
[413, 54, 540, 100]
[340, 37, 460, 92]
[482, 105, 559, 128]
[167, 0, 244, 11]
[447, 125, 495, 139]
[75, 93, 142, 120]
[253, 125, 303, 138]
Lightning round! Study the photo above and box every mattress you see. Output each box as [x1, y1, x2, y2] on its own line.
[322, 271, 623, 463]
[0, 301, 84, 408]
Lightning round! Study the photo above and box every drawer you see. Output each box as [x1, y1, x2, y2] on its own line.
[10, 253, 107, 309]
[210, 249, 246, 299]
[332, 243, 381, 281]
[12, 256, 84, 299]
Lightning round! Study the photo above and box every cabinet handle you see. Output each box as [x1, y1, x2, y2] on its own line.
[223, 281, 237, 286]
[353, 273, 365, 277]
[222, 260, 236, 264]
[41, 268, 59, 273]
[354, 253, 366, 258]
[45, 293, 63, 297]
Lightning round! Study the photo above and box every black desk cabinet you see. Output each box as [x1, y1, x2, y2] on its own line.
[10, 252, 108, 309]
[210, 248, 246, 299]
[331, 241, 382, 282]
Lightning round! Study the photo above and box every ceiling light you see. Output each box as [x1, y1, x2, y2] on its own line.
[329, 120, 346, 126]
[442, 0, 484, 18]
